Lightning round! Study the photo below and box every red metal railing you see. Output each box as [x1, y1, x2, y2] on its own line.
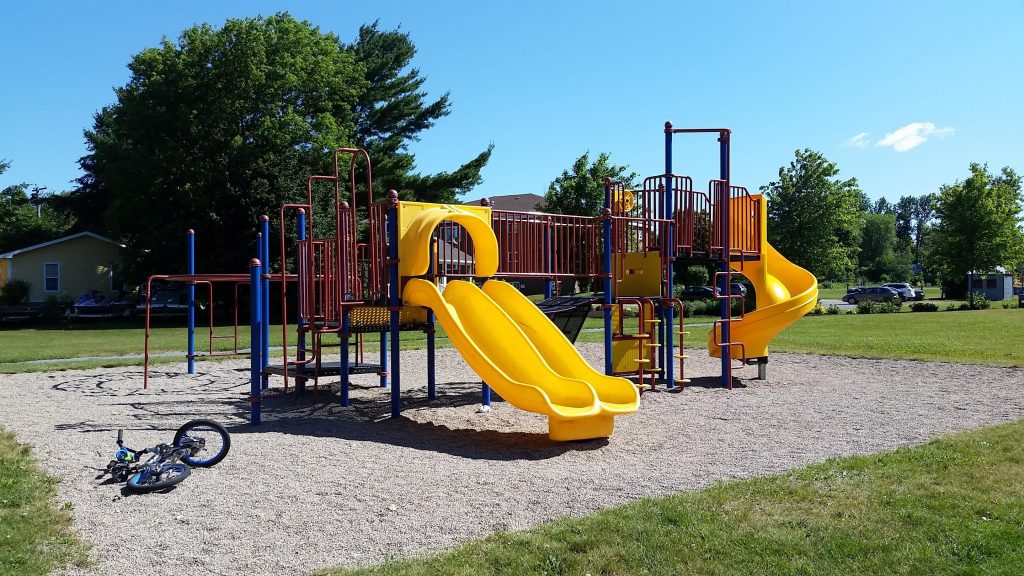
[490, 210, 602, 278]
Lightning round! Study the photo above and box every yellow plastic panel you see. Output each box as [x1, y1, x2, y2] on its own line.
[482, 280, 639, 414]
[397, 202, 497, 278]
[613, 251, 662, 297]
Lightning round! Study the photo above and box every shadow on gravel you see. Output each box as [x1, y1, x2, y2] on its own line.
[227, 381, 609, 461]
[673, 375, 747, 390]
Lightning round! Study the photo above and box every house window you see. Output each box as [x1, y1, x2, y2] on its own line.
[972, 278, 983, 289]
[987, 278, 997, 289]
[43, 262, 60, 292]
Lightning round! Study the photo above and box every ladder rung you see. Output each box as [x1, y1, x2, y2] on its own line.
[634, 359, 652, 364]
[674, 379, 691, 384]
[643, 319, 662, 324]
[646, 368, 663, 373]
[674, 355, 689, 359]
[632, 333, 651, 338]
[642, 343, 661, 348]
[676, 331, 690, 336]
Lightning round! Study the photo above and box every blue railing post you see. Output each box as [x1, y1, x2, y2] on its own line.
[664, 122, 676, 388]
[296, 209, 307, 395]
[260, 216, 271, 389]
[545, 217, 554, 299]
[426, 238, 437, 400]
[341, 309, 350, 406]
[379, 331, 388, 388]
[187, 229, 195, 374]
[602, 179, 614, 376]
[719, 130, 732, 389]
[249, 258, 263, 425]
[387, 190, 402, 418]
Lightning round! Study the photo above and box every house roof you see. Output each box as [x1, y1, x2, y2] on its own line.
[465, 193, 546, 213]
[0, 232, 124, 259]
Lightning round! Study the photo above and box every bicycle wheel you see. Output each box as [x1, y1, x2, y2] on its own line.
[173, 419, 231, 467]
[127, 464, 191, 493]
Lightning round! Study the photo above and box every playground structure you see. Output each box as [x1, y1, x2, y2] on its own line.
[142, 123, 818, 441]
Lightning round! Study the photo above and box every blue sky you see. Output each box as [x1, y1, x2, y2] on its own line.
[1, 1, 1021, 204]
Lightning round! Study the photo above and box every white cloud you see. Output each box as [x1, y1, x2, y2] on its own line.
[843, 132, 871, 148]
[875, 122, 954, 152]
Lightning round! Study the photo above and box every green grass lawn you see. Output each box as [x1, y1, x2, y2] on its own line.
[774, 308, 1023, 366]
[2, 306, 1021, 372]
[0, 427, 88, 575]
[320, 419, 1024, 576]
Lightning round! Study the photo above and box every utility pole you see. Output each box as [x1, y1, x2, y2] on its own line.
[30, 186, 47, 217]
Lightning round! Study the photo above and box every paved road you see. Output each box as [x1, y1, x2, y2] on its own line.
[820, 298, 855, 310]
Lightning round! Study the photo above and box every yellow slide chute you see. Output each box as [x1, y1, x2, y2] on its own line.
[398, 202, 638, 441]
[709, 195, 818, 360]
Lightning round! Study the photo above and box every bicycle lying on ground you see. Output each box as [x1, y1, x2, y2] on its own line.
[102, 419, 230, 493]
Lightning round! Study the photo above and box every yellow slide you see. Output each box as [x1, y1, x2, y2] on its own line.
[481, 280, 639, 414]
[709, 241, 818, 360]
[404, 279, 626, 441]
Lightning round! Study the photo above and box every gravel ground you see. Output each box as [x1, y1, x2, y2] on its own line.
[1, 345, 1023, 576]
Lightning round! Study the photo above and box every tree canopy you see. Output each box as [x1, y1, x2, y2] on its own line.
[0, 161, 74, 253]
[761, 149, 864, 280]
[541, 152, 637, 216]
[929, 163, 1024, 296]
[73, 13, 491, 277]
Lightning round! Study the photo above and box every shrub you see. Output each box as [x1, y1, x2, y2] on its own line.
[826, 304, 842, 315]
[683, 265, 709, 288]
[967, 291, 991, 310]
[0, 279, 31, 305]
[856, 297, 902, 315]
[810, 301, 826, 315]
[910, 302, 938, 312]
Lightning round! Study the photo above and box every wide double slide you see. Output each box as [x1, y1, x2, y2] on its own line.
[396, 201, 637, 441]
[708, 241, 818, 360]
[403, 279, 638, 441]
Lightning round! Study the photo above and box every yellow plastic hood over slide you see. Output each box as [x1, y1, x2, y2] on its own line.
[709, 195, 818, 360]
[398, 203, 638, 441]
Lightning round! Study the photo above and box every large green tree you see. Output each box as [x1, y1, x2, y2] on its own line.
[0, 161, 74, 253]
[74, 13, 490, 277]
[542, 152, 637, 216]
[761, 149, 864, 280]
[859, 212, 911, 282]
[929, 163, 1024, 296]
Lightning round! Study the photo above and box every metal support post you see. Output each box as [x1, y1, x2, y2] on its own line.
[296, 210, 307, 395]
[187, 230, 195, 374]
[602, 180, 614, 376]
[387, 191, 402, 418]
[249, 258, 262, 425]
[719, 130, 733, 389]
[260, 217, 271, 389]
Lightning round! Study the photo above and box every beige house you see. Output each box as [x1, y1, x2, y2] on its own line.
[0, 232, 125, 303]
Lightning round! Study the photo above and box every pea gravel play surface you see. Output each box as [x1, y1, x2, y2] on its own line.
[2, 345, 1023, 576]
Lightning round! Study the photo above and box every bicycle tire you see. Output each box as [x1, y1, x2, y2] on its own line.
[126, 463, 191, 493]
[173, 419, 231, 467]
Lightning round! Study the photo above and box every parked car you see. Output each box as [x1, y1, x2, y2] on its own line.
[678, 286, 718, 301]
[842, 286, 900, 304]
[729, 282, 748, 297]
[882, 283, 916, 301]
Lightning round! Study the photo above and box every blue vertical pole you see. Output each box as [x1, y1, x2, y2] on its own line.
[482, 383, 491, 406]
[602, 180, 614, 376]
[340, 310, 350, 406]
[249, 258, 262, 425]
[426, 239, 436, 400]
[260, 217, 271, 389]
[545, 218, 554, 299]
[296, 210, 307, 395]
[387, 191, 402, 418]
[719, 131, 732, 389]
[664, 122, 676, 388]
[187, 229, 196, 374]
[379, 331, 388, 388]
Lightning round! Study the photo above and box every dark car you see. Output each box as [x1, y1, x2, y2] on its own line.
[729, 282, 748, 297]
[678, 286, 718, 300]
[842, 286, 899, 304]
